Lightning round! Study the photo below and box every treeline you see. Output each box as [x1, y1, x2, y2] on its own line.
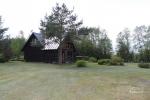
[40, 4, 150, 62]
[0, 17, 25, 62]
[117, 26, 150, 62]
[39, 3, 150, 63]
[76, 25, 150, 63]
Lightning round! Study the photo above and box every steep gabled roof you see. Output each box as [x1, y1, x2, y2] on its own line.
[21, 32, 44, 51]
[32, 32, 45, 45]
[22, 32, 76, 51]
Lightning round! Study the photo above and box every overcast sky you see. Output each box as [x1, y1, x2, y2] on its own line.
[0, 0, 150, 48]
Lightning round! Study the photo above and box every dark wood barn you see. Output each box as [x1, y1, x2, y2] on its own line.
[21, 32, 76, 64]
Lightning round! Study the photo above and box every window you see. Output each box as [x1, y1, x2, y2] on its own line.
[30, 39, 40, 47]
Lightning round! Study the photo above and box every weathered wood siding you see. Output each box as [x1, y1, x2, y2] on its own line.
[22, 33, 76, 63]
[43, 50, 58, 63]
[24, 47, 43, 62]
[59, 40, 76, 63]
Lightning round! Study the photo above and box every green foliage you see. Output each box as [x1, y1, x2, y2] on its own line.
[116, 28, 132, 62]
[138, 49, 150, 62]
[40, 3, 112, 60]
[11, 34, 25, 59]
[0, 37, 12, 62]
[76, 39, 95, 57]
[89, 57, 97, 62]
[138, 63, 150, 68]
[133, 25, 147, 50]
[40, 3, 82, 43]
[76, 60, 87, 67]
[133, 25, 150, 62]
[98, 59, 110, 65]
[76, 27, 112, 60]
[110, 56, 124, 66]
[78, 27, 93, 35]
[40, 3, 85, 64]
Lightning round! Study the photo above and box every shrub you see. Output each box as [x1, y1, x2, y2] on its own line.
[110, 56, 124, 66]
[98, 59, 110, 65]
[76, 60, 87, 67]
[138, 63, 150, 68]
[89, 57, 97, 62]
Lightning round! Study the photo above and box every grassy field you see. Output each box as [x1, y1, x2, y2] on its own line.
[0, 61, 150, 100]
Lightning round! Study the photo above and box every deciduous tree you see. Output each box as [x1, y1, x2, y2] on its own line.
[11, 31, 25, 59]
[116, 28, 131, 62]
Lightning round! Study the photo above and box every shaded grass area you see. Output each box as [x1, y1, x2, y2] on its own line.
[0, 61, 150, 100]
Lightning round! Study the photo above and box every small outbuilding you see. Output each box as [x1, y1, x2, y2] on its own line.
[21, 32, 76, 64]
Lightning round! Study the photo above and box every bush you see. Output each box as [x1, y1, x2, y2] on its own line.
[138, 63, 150, 68]
[76, 60, 87, 67]
[110, 56, 124, 66]
[89, 57, 97, 62]
[98, 59, 110, 65]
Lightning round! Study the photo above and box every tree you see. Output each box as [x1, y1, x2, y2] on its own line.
[40, 3, 83, 64]
[133, 25, 150, 62]
[87, 28, 112, 59]
[76, 38, 94, 57]
[133, 25, 147, 51]
[0, 16, 10, 62]
[96, 28, 112, 59]
[0, 16, 8, 50]
[0, 17, 8, 40]
[1, 36, 12, 61]
[76, 27, 112, 59]
[11, 31, 25, 59]
[40, 3, 82, 43]
[116, 28, 132, 62]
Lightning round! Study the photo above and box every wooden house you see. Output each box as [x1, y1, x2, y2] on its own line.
[21, 32, 76, 64]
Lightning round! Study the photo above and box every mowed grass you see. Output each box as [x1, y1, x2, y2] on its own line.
[0, 62, 150, 100]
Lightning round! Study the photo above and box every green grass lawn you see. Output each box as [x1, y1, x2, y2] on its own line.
[0, 61, 150, 100]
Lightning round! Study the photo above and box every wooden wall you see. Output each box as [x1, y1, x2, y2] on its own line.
[43, 50, 58, 63]
[23, 34, 76, 63]
[24, 46, 43, 62]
